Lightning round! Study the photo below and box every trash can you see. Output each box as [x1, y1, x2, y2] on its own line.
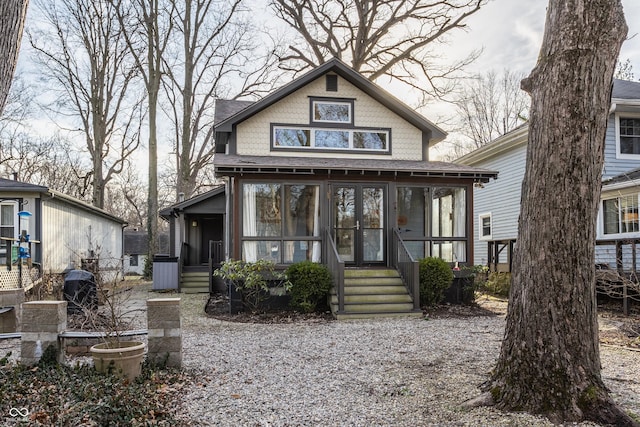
[63, 270, 98, 313]
[152, 255, 178, 290]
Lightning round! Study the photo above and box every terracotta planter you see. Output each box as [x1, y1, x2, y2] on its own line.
[90, 340, 146, 379]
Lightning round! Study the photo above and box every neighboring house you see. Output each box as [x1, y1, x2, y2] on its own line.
[163, 58, 497, 317]
[123, 230, 169, 276]
[456, 78, 640, 272]
[0, 178, 126, 289]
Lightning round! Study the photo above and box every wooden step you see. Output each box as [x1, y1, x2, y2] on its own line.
[330, 268, 420, 320]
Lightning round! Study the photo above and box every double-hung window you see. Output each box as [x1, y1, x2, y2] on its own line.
[479, 213, 492, 240]
[603, 195, 640, 235]
[617, 116, 640, 157]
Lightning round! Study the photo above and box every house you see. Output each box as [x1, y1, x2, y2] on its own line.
[162, 58, 497, 318]
[123, 230, 169, 276]
[0, 178, 126, 290]
[456, 78, 640, 273]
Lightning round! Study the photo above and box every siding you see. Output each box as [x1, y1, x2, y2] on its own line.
[235, 75, 424, 160]
[468, 144, 526, 265]
[41, 198, 123, 274]
[602, 113, 640, 180]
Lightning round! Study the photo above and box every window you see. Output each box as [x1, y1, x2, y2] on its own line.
[0, 202, 17, 264]
[129, 254, 139, 267]
[242, 183, 321, 263]
[311, 100, 352, 124]
[620, 117, 640, 155]
[396, 186, 467, 262]
[479, 213, 492, 240]
[273, 126, 389, 152]
[603, 195, 640, 235]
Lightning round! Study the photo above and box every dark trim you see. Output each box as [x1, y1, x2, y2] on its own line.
[309, 97, 355, 126]
[35, 198, 42, 264]
[214, 58, 447, 142]
[270, 123, 391, 155]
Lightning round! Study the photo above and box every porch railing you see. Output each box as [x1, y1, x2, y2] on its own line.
[208, 240, 224, 292]
[392, 228, 420, 311]
[324, 228, 344, 313]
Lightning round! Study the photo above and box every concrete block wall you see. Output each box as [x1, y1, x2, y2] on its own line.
[21, 301, 67, 365]
[0, 289, 24, 333]
[147, 298, 182, 368]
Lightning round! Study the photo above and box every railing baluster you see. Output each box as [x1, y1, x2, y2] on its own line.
[325, 228, 344, 314]
[392, 229, 420, 311]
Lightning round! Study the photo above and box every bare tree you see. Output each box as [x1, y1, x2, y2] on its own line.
[270, 0, 485, 102]
[105, 166, 147, 229]
[28, 0, 143, 209]
[470, 0, 634, 424]
[615, 58, 635, 81]
[453, 70, 529, 150]
[0, 1, 29, 115]
[164, 0, 281, 199]
[110, 0, 174, 260]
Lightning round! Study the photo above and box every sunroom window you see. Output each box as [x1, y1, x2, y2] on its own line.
[396, 186, 467, 262]
[242, 183, 321, 263]
[273, 126, 389, 152]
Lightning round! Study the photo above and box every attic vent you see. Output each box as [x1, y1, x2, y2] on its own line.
[326, 74, 338, 92]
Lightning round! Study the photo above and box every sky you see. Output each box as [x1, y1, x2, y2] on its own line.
[12, 0, 640, 177]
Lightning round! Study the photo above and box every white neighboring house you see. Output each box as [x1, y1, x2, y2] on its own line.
[0, 177, 126, 289]
[456, 78, 640, 272]
[123, 230, 169, 276]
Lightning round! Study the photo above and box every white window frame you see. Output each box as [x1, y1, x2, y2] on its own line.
[479, 212, 492, 241]
[615, 113, 640, 159]
[600, 193, 640, 238]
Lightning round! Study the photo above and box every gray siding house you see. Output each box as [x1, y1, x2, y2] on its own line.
[0, 178, 126, 289]
[457, 79, 640, 271]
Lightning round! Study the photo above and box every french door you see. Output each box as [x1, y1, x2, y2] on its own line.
[332, 184, 386, 266]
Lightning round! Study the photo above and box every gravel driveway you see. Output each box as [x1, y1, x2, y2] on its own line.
[175, 293, 640, 426]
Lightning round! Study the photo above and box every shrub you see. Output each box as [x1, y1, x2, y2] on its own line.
[483, 272, 511, 297]
[214, 259, 291, 312]
[286, 261, 333, 313]
[418, 257, 454, 306]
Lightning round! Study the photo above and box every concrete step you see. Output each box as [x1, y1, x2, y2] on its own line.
[344, 268, 400, 278]
[333, 311, 423, 320]
[181, 286, 209, 294]
[331, 302, 415, 313]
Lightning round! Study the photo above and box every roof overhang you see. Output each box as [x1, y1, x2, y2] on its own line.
[214, 155, 497, 182]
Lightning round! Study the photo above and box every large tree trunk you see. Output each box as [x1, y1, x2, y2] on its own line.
[488, 1, 633, 425]
[0, 1, 29, 115]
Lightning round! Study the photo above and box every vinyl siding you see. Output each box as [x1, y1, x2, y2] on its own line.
[603, 113, 640, 179]
[467, 144, 526, 265]
[41, 197, 123, 274]
[235, 75, 424, 160]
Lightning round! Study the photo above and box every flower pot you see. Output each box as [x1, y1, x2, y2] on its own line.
[90, 340, 146, 379]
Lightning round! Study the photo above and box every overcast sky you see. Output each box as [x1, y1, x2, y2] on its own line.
[452, 0, 640, 77]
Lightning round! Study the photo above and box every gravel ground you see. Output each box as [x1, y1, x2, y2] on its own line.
[1, 285, 638, 426]
[175, 293, 640, 427]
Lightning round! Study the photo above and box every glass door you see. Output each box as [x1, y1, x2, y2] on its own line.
[332, 184, 385, 265]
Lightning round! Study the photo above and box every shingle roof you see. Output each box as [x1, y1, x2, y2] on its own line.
[214, 99, 254, 124]
[124, 231, 169, 255]
[0, 178, 48, 192]
[214, 154, 497, 181]
[612, 79, 640, 100]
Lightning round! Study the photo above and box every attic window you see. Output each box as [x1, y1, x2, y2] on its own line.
[326, 75, 338, 92]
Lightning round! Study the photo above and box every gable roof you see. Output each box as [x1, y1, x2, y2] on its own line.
[214, 99, 253, 124]
[0, 177, 126, 224]
[612, 79, 640, 100]
[124, 230, 169, 254]
[159, 185, 226, 218]
[214, 57, 447, 144]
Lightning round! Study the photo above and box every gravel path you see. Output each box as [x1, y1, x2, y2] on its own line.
[176, 293, 640, 426]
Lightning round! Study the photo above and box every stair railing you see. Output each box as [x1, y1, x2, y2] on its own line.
[392, 228, 420, 311]
[324, 228, 345, 313]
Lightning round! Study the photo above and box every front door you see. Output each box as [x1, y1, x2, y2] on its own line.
[332, 184, 386, 266]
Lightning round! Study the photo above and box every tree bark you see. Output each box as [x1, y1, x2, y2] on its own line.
[0, 1, 29, 116]
[488, 1, 634, 425]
